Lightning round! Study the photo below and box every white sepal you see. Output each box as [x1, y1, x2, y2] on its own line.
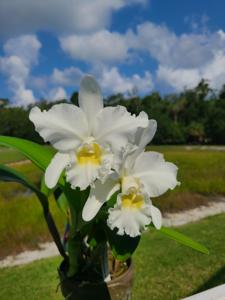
[82, 179, 120, 221]
[45, 152, 70, 188]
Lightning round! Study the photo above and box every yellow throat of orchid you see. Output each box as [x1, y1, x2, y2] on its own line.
[121, 188, 144, 210]
[77, 143, 102, 165]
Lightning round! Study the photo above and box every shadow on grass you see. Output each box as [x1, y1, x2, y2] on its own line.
[190, 265, 225, 296]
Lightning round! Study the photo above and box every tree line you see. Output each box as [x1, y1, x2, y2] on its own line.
[0, 80, 225, 145]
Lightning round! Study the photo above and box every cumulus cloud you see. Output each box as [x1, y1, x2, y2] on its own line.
[201, 50, 225, 90]
[58, 19, 225, 92]
[157, 51, 225, 92]
[47, 87, 68, 101]
[135, 22, 225, 69]
[157, 66, 201, 91]
[60, 30, 133, 63]
[99, 67, 153, 96]
[131, 21, 225, 91]
[51, 67, 84, 86]
[0, 35, 41, 106]
[0, 0, 146, 38]
[1, 2, 225, 100]
[37, 65, 153, 97]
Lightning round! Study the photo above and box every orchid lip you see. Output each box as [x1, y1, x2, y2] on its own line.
[76, 142, 102, 166]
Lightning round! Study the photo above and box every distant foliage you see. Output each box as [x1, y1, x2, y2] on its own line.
[1, 80, 225, 144]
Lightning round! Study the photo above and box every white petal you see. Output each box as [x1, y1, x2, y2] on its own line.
[29, 104, 88, 151]
[122, 119, 157, 172]
[132, 151, 179, 197]
[94, 106, 148, 153]
[108, 208, 151, 237]
[45, 152, 70, 188]
[151, 205, 162, 229]
[107, 194, 151, 237]
[79, 75, 103, 130]
[135, 119, 157, 150]
[66, 162, 99, 191]
[112, 143, 137, 174]
[82, 179, 120, 222]
[98, 152, 114, 183]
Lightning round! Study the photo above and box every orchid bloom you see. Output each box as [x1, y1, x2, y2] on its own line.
[29, 75, 148, 190]
[82, 119, 180, 237]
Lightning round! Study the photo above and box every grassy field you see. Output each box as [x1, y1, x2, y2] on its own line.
[0, 146, 26, 164]
[0, 146, 225, 258]
[0, 162, 65, 258]
[152, 146, 225, 211]
[1, 214, 225, 300]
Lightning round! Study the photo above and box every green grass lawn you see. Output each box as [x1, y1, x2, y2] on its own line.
[159, 147, 225, 194]
[151, 146, 225, 211]
[0, 146, 26, 164]
[1, 214, 225, 300]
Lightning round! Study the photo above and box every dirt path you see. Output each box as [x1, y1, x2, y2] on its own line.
[163, 196, 225, 227]
[1, 197, 225, 268]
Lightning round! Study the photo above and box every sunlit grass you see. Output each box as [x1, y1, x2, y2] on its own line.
[0, 147, 26, 164]
[151, 147, 225, 211]
[0, 162, 64, 258]
[0, 192, 65, 259]
[1, 214, 225, 300]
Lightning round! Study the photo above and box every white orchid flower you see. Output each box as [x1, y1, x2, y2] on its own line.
[29, 75, 148, 190]
[82, 119, 180, 237]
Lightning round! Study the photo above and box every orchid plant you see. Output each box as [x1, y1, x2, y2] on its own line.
[0, 75, 208, 282]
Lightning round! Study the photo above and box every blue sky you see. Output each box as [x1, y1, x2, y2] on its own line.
[0, 0, 225, 106]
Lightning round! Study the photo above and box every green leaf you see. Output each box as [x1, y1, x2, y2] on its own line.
[0, 135, 55, 172]
[67, 235, 82, 277]
[40, 175, 52, 197]
[156, 226, 209, 255]
[95, 191, 119, 222]
[106, 191, 119, 208]
[0, 136, 65, 186]
[63, 183, 90, 232]
[57, 193, 69, 216]
[0, 163, 41, 195]
[106, 227, 140, 261]
[87, 222, 107, 248]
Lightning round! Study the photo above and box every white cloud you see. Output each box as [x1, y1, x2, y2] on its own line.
[1, 5, 225, 100]
[14, 88, 36, 106]
[99, 67, 153, 95]
[47, 87, 68, 101]
[135, 22, 225, 69]
[59, 20, 225, 92]
[60, 30, 132, 63]
[3, 35, 41, 65]
[0, 0, 146, 38]
[0, 35, 41, 106]
[157, 66, 201, 92]
[218, 29, 225, 41]
[51, 67, 84, 86]
[40, 65, 153, 96]
[157, 50, 225, 92]
[134, 22, 177, 65]
[132, 21, 225, 91]
[202, 51, 225, 90]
